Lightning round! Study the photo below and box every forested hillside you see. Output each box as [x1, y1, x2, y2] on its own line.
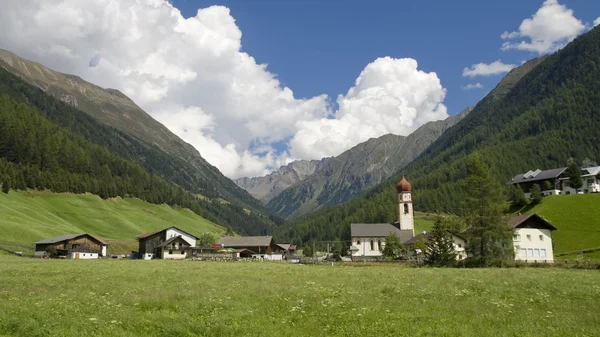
[266, 107, 471, 218]
[0, 70, 277, 235]
[275, 27, 600, 246]
[0, 52, 280, 234]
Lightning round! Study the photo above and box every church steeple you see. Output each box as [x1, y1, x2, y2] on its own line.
[397, 176, 414, 236]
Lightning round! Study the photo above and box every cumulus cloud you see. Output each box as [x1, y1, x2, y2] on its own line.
[500, 0, 585, 54]
[462, 60, 516, 77]
[594, 17, 600, 27]
[462, 83, 484, 90]
[0, 0, 448, 178]
[290, 57, 448, 160]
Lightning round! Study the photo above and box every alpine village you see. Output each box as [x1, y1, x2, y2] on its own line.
[1, 1, 600, 336]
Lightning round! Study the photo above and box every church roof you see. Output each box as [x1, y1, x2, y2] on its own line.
[396, 176, 411, 193]
[350, 223, 414, 242]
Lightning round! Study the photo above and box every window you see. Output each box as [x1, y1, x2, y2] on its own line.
[378, 240, 382, 250]
[528, 248, 533, 257]
[534, 249, 540, 257]
[370, 240, 374, 251]
[404, 203, 409, 214]
[513, 234, 521, 241]
[540, 249, 547, 258]
[539, 235, 544, 241]
[169, 250, 173, 254]
[458, 243, 462, 248]
[520, 248, 527, 258]
[526, 234, 531, 241]
[587, 179, 595, 185]
[357, 240, 361, 245]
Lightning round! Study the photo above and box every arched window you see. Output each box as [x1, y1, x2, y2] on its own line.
[357, 240, 361, 245]
[370, 240, 374, 251]
[404, 203, 409, 214]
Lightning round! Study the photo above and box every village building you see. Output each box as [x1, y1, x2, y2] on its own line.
[509, 213, 557, 263]
[137, 226, 198, 260]
[218, 236, 281, 260]
[34, 234, 106, 259]
[275, 243, 297, 259]
[509, 166, 600, 197]
[350, 176, 416, 260]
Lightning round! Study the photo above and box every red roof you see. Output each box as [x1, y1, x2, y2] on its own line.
[396, 176, 411, 193]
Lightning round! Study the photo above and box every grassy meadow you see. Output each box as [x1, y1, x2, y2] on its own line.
[521, 194, 600, 254]
[0, 190, 224, 253]
[1, 254, 599, 337]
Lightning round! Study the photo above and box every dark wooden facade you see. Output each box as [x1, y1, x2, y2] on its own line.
[138, 231, 166, 256]
[35, 235, 103, 256]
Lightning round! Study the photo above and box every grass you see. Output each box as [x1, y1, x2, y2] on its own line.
[0, 255, 599, 337]
[414, 211, 436, 234]
[0, 190, 225, 253]
[518, 194, 600, 254]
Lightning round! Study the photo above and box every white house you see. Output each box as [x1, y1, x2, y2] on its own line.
[137, 227, 198, 260]
[350, 176, 415, 260]
[508, 213, 557, 263]
[509, 166, 600, 198]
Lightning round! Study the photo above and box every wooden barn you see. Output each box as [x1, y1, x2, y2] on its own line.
[218, 236, 278, 259]
[34, 234, 106, 259]
[136, 226, 198, 260]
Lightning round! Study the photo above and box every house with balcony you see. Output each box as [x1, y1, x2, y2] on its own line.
[509, 213, 557, 263]
[509, 166, 600, 198]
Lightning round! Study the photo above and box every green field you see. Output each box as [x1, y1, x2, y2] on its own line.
[0, 255, 599, 337]
[520, 194, 600, 254]
[0, 190, 224, 253]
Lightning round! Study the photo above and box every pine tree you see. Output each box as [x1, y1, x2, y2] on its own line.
[509, 184, 528, 207]
[463, 153, 513, 265]
[1, 182, 9, 194]
[567, 161, 583, 193]
[530, 185, 543, 204]
[425, 218, 457, 267]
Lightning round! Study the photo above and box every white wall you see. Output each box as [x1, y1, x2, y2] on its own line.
[166, 228, 196, 247]
[351, 237, 385, 257]
[70, 252, 99, 259]
[397, 192, 414, 233]
[101, 245, 107, 257]
[142, 253, 154, 260]
[453, 236, 467, 260]
[34, 251, 46, 257]
[162, 248, 187, 260]
[513, 228, 554, 262]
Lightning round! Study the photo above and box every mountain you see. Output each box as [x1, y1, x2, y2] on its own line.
[234, 159, 329, 202]
[0, 50, 279, 235]
[275, 26, 600, 246]
[265, 108, 472, 218]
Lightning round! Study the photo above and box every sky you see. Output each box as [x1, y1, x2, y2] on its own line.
[0, 0, 599, 179]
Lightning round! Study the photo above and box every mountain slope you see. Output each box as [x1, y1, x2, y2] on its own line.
[234, 159, 329, 202]
[0, 190, 224, 253]
[0, 50, 279, 234]
[266, 108, 472, 218]
[275, 27, 600, 246]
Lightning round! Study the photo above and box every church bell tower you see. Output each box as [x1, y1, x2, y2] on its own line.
[396, 176, 414, 237]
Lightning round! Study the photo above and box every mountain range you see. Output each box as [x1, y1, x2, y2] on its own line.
[0, 49, 279, 235]
[274, 26, 600, 246]
[236, 107, 472, 218]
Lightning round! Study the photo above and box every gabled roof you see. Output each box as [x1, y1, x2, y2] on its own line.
[35, 234, 84, 244]
[509, 167, 566, 184]
[351, 223, 414, 243]
[582, 166, 600, 176]
[35, 234, 106, 245]
[157, 235, 191, 248]
[276, 244, 291, 251]
[508, 213, 557, 231]
[136, 226, 198, 240]
[218, 236, 274, 247]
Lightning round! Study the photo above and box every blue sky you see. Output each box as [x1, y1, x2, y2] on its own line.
[178, 0, 600, 115]
[2, 0, 598, 178]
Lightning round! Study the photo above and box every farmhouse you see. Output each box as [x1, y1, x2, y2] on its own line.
[137, 226, 198, 260]
[34, 234, 106, 259]
[350, 176, 416, 260]
[509, 165, 600, 197]
[509, 213, 557, 263]
[218, 236, 280, 260]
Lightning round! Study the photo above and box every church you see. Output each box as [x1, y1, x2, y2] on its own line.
[350, 176, 557, 262]
[349, 176, 417, 259]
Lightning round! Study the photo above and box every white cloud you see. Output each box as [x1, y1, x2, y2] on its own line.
[500, 0, 585, 54]
[290, 57, 448, 160]
[594, 17, 600, 27]
[462, 83, 484, 90]
[0, 0, 448, 178]
[462, 60, 516, 77]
